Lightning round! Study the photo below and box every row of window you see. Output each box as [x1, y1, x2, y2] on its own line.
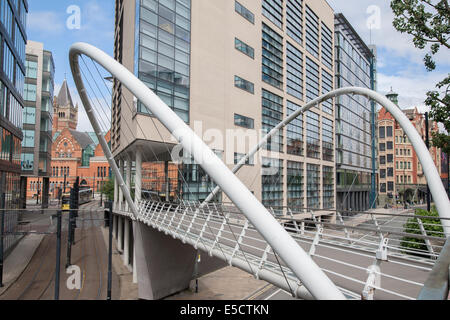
[52, 166, 70, 177]
[0, 127, 20, 165]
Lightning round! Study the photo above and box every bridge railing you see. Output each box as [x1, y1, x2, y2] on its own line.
[133, 200, 448, 300]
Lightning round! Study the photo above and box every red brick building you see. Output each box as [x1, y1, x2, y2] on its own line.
[26, 80, 111, 200]
[377, 90, 442, 206]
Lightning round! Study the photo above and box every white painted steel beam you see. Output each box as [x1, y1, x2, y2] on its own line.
[69, 42, 345, 300]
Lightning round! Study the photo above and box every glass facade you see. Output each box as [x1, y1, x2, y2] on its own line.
[286, 42, 303, 100]
[306, 111, 320, 159]
[262, 157, 283, 211]
[262, 23, 283, 90]
[335, 15, 375, 209]
[287, 160, 303, 208]
[286, 0, 303, 46]
[0, 0, 27, 225]
[305, 5, 319, 58]
[262, 0, 283, 30]
[136, 0, 191, 123]
[323, 166, 334, 208]
[305, 56, 319, 102]
[262, 89, 283, 152]
[286, 101, 303, 156]
[234, 113, 254, 129]
[307, 164, 320, 209]
[235, 1, 254, 24]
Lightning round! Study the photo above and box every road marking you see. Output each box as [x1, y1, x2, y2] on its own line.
[246, 284, 274, 300]
[264, 288, 283, 300]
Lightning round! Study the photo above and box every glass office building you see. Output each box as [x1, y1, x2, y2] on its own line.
[0, 0, 27, 252]
[113, 0, 337, 210]
[334, 14, 377, 212]
[21, 41, 54, 208]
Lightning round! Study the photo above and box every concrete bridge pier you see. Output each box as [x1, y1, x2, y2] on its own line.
[133, 221, 227, 300]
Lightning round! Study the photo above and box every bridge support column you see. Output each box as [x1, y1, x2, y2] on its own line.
[133, 221, 196, 300]
[123, 218, 130, 266]
[126, 158, 132, 212]
[135, 150, 142, 206]
[114, 164, 119, 211]
[118, 216, 124, 253]
[113, 215, 118, 239]
[118, 159, 124, 211]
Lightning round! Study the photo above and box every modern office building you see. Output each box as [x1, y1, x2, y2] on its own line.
[21, 40, 54, 208]
[334, 14, 377, 212]
[112, 0, 337, 214]
[0, 0, 28, 251]
[378, 90, 442, 206]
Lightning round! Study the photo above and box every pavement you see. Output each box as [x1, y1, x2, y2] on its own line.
[0, 233, 45, 296]
[165, 266, 270, 300]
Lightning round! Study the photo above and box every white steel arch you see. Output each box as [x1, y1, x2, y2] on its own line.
[203, 87, 450, 239]
[69, 42, 345, 300]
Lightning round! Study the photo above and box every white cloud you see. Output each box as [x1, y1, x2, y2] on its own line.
[27, 11, 65, 35]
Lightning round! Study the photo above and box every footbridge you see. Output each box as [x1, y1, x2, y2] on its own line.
[69, 42, 450, 300]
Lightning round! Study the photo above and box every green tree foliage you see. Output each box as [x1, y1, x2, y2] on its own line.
[391, 0, 450, 153]
[102, 178, 115, 201]
[401, 207, 444, 254]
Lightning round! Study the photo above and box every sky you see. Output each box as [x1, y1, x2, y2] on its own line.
[27, 0, 450, 132]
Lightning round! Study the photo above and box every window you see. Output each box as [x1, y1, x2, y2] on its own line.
[305, 5, 319, 58]
[235, 1, 254, 24]
[321, 70, 333, 114]
[321, 22, 333, 70]
[306, 111, 320, 159]
[380, 169, 386, 179]
[234, 114, 254, 129]
[386, 126, 393, 137]
[234, 153, 254, 166]
[22, 130, 35, 148]
[387, 141, 393, 150]
[379, 143, 386, 152]
[307, 164, 320, 209]
[235, 75, 254, 94]
[262, 157, 284, 211]
[21, 153, 33, 171]
[380, 183, 386, 193]
[262, 0, 283, 29]
[387, 154, 393, 163]
[23, 107, 36, 125]
[262, 89, 283, 152]
[235, 38, 254, 59]
[287, 101, 303, 156]
[322, 117, 334, 161]
[24, 83, 37, 101]
[286, 0, 303, 46]
[379, 126, 385, 139]
[262, 23, 283, 89]
[380, 156, 386, 165]
[323, 166, 334, 208]
[387, 167, 394, 177]
[287, 161, 304, 208]
[387, 182, 394, 191]
[286, 42, 303, 100]
[305, 57, 319, 102]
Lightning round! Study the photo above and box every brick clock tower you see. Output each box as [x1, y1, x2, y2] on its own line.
[53, 79, 78, 132]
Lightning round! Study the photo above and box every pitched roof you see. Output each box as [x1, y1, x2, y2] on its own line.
[69, 129, 94, 149]
[57, 79, 74, 107]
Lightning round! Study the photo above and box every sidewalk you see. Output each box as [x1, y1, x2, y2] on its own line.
[0, 233, 44, 296]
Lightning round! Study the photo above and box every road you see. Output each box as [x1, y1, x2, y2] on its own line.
[0, 201, 120, 300]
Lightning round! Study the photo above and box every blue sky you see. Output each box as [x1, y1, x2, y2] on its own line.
[27, 1, 449, 131]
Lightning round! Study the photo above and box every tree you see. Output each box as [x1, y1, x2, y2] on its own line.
[102, 178, 115, 201]
[391, 0, 450, 154]
[401, 207, 444, 256]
